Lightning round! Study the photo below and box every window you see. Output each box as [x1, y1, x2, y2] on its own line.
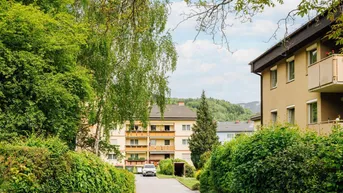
[130, 139, 138, 145]
[271, 69, 277, 88]
[308, 49, 317, 65]
[182, 125, 191, 131]
[107, 154, 116, 160]
[227, 133, 235, 141]
[182, 139, 188, 145]
[288, 107, 295, 124]
[308, 102, 318, 124]
[150, 139, 156, 146]
[164, 140, 170, 145]
[287, 60, 295, 81]
[165, 154, 170, 159]
[164, 125, 170, 131]
[130, 154, 139, 159]
[271, 111, 277, 123]
[150, 125, 156, 131]
[110, 139, 117, 145]
[182, 153, 191, 160]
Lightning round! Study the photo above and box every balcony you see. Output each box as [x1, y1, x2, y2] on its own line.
[308, 54, 343, 92]
[149, 131, 175, 139]
[125, 131, 147, 138]
[308, 121, 343, 135]
[125, 160, 147, 166]
[125, 145, 148, 152]
[149, 145, 175, 154]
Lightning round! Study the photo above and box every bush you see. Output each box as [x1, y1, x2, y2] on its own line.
[195, 170, 201, 180]
[159, 159, 173, 175]
[192, 182, 200, 190]
[185, 163, 195, 177]
[0, 136, 135, 193]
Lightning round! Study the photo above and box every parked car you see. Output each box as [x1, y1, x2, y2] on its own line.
[142, 164, 156, 177]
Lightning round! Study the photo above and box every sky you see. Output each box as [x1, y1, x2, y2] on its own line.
[166, 0, 307, 103]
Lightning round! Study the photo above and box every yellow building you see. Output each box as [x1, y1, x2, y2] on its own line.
[105, 102, 196, 167]
[250, 15, 343, 134]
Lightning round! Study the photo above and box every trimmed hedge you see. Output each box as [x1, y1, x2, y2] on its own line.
[0, 137, 135, 193]
[200, 124, 343, 193]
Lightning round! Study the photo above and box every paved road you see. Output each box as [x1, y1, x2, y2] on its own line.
[135, 175, 199, 193]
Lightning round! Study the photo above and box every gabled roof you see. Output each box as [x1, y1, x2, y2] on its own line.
[149, 105, 196, 120]
[217, 122, 254, 132]
[249, 15, 332, 73]
[250, 114, 261, 121]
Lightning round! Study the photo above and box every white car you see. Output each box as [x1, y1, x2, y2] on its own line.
[142, 164, 156, 176]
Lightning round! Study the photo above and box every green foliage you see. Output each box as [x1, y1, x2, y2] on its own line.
[185, 164, 195, 178]
[189, 91, 220, 169]
[0, 1, 92, 149]
[0, 136, 135, 193]
[199, 151, 211, 169]
[195, 170, 202, 180]
[169, 97, 253, 121]
[192, 182, 200, 190]
[159, 159, 174, 175]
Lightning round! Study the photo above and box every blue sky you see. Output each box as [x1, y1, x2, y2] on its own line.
[166, 0, 307, 103]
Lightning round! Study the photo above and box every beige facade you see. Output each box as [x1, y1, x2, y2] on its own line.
[259, 38, 343, 134]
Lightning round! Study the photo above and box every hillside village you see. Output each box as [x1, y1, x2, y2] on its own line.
[2, 1, 343, 193]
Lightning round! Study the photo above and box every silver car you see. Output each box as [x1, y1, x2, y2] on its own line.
[142, 164, 156, 176]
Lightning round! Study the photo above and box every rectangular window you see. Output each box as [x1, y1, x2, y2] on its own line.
[107, 154, 116, 160]
[182, 139, 188, 145]
[182, 153, 191, 160]
[287, 60, 295, 81]
[271, 111, 277, 123]
[165, 154, 170, 159]
[150, 125, 156, 131]
[164, 140, 170, 145]
[227, 133, 235, 141]
[271, 69, 277, 88]
[182, 125, 191, 131]
[130, 154, 139, 159]
[308, 102, 318, 124]
[164, 125, 170, 131]
[130, 139, 138, 145]
[308, 49, 317, 65]
[288, 108, 295, 124]
[110, 139, 117, 145]
[150, 139, 156, 145]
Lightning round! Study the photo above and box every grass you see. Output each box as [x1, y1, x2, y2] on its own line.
[176, 177, 199, 190]
[156, 173, 175, 179]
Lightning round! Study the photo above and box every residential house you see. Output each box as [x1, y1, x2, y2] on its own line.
[250, 114, 261, 130]
[216, 121, 254, 143]
[249, 13, 343, 134]
[105, 102, 196, 167]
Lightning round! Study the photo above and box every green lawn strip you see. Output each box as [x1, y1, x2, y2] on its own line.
[156, 173, 175, 179]
[175, 177, 199, 190]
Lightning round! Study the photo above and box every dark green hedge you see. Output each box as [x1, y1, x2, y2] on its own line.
[159, 158, 195, 177]
[0, 137, 135, 193]
[200, 124, 343, 193]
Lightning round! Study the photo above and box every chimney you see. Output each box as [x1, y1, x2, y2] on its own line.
[235, 120, 240, 124]
[178, 101, 185, 106]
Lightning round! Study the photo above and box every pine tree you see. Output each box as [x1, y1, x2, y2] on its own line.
[189, 91, 219, 169]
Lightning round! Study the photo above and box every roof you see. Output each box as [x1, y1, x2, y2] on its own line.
[149, 105, 196, 120]
[250, 114, 261, 121]
[249, 15, 332, 73]
[217, 122, 254, 132]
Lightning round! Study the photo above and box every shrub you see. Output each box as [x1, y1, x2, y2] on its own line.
[0, 136, 135, 193]
[199, 151, 211, 169]
[192, 182, 200, 190]
[159, 159, 173, 175]
[185, 163, 195, 177]
[195, 170, 202, 180]
[199, 160, 215, 193]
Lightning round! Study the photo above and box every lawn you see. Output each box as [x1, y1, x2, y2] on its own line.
[156, 173, 175, 179]
[176, 177, 199, 190]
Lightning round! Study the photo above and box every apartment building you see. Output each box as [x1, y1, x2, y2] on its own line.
[105, 102, 196, 167]
[250, 14, 343, 134]
[217, 121, 255, 143]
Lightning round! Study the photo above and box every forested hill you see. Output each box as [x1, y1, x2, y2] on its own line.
[169, 98, 253, 121]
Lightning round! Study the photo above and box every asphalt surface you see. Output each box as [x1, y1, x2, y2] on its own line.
[135, 175, 199, 193]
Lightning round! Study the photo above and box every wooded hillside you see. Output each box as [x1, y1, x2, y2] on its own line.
[169, 98, 252, 121]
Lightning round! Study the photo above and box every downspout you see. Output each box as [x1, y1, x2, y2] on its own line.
[250, 63, 263, 126]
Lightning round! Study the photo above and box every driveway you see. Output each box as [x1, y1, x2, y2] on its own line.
[135, 175, 199, 193]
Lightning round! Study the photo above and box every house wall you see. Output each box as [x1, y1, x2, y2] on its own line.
[262, 39, 322, 129]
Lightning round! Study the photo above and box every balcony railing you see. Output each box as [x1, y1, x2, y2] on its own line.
[149, 131, 175, 138]
[308, 121, 343, 135]
[125, 131, 147, 138]
[125, 145, 148, 152]
[149, 145, 175, 151]
[308, 54, 343, 92]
